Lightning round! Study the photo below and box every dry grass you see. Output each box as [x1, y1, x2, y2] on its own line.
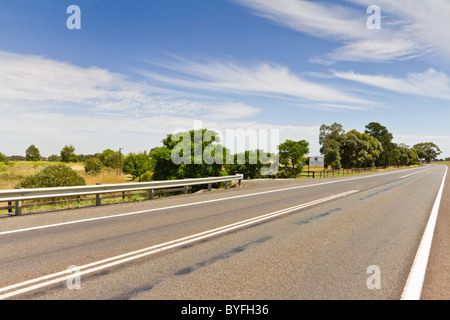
[430, 161, 450, 166]
[0, 161, 131, 190]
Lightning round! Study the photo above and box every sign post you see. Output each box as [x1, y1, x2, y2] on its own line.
[309, 156, 324, 171]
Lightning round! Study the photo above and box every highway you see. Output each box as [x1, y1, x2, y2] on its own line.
[0, 165, 447, 300]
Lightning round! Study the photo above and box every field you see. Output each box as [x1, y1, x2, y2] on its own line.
[0, 161, 130, 190]
[431, 161, 450, 166]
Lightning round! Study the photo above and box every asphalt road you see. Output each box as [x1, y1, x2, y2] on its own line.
[0, 165, 447, 300]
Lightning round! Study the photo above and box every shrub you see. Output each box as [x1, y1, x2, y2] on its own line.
[84, 158, 104, 175]
[0, 151, 8, 163]
[140, 170, 153, 182]
[16, 164, 86, 188]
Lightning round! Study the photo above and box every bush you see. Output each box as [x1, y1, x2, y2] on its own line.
[140, 170, 153, 182]
[0, 151, 8, 163]
[84, 158, 104, 175]
[16, 164, 86, 188]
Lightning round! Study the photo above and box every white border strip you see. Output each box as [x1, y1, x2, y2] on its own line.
[401, 166, 448, 300]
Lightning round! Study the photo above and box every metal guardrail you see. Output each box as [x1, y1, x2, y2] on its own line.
[0, 174, 244, 216]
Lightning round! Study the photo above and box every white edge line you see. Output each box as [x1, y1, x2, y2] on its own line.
[0, 166, 427, 236]
[401, 165, 448, 300]
[0, 190, 358, 299]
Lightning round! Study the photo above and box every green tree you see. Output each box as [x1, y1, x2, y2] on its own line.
[413, 142, 441, 163]
[391, 144, 419, 166]
[48, 154, 61, 162]
[25, 144, 41, 161]
[151, 129, 228, 181]
[319, 123, 345, 169]
[339, 130, 382, 168]
[60, 145, 78, 163]
[365, 122, 394, 166]
[97, 149, 123, 169]
[278, 139, 309, 178]
[84, 158, 105, 175]
[226, 150, 274, 179]
[0, 151, 8, 163]
[122, 151, 154, 181]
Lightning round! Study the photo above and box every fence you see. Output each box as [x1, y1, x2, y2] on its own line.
[301, 166, 403, 178]
[0, 174, 244, 216]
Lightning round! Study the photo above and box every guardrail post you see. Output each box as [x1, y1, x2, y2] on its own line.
[148, 189, 153, 199]
[15, 201, 22, 216]
[207, 183, 212, 191]
[184, 186, 189, 194]
[8, 201, 12, 214]
[95, 183, 102, 206]
[224, 182, 228, 190]
[95, 194, 102, 206]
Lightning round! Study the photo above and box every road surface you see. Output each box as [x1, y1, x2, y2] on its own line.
[0, 165, 447, 300]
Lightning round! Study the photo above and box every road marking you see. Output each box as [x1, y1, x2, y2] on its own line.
[0, 166, 427, 236]
[401, 165, 448, 300]
[400, 168, 431, 179]
[0, 190, 358, 299]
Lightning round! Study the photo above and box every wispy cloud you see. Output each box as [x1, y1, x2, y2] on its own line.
[0, 51, 261, 120]
[233, 0, 449, 64]
[139, 57, 370, 109]
[333, 68, 450, 100]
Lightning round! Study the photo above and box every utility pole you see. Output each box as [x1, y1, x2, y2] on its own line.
[118, 148, 123, 174]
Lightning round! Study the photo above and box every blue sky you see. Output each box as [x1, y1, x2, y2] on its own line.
[1, 0, 449, 158]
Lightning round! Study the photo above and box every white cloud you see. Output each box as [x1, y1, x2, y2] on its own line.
[0, 51, 262, 119]
[140, 58, 370, 108]
[234, 0, 450, 63]
[333, 68, 450, 100]
[0, 51, 324, 156]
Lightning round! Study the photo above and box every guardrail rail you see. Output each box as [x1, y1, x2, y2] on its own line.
[0, 174, 244, 216]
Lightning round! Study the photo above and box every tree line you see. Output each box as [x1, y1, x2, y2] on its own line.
[320, 122, 441, 169]
[0, 122, 443, 182]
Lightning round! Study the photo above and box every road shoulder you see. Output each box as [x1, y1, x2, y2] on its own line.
[421, 166, 450, 299]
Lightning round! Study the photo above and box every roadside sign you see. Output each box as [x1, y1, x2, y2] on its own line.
[310, 156, 324, 167]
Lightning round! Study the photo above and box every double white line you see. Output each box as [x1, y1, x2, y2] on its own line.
[0, 189, 358, 300]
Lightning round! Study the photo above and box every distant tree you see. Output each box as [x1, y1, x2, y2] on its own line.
[122, 152, 154, 181]
[226, 150, 274, 179]
[97, 149, 123, 169]
[278, 139, 309, 177]
[319, 123, 384, 169]
[0, 151, 8, 163]
[60, 145, 78, 163]
[339, 130, 382, 168]
[48, 154, 61, 162]
[413, 142, 441, 163]
[25, 144, 41, 161]
[319, 123, 345, 169]
[7, 155, 25, 161]
[77, 154, 97, 163]
[391, 144, 418, 166]
[150, 129, 228, 181]
[365, 122, 394, 166]
[84, 158, 104, 175]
